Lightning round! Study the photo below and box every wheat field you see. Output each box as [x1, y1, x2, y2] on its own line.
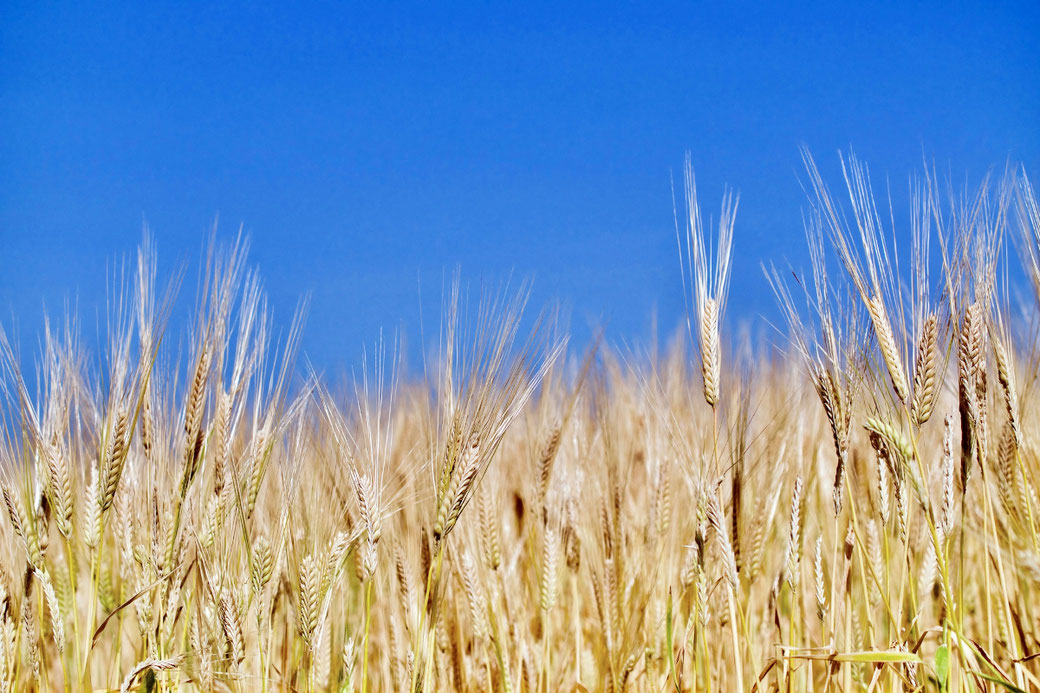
[3, 153, 1040, 692]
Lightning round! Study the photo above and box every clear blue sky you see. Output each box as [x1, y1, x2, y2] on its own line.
[2, 1, 1038, 371]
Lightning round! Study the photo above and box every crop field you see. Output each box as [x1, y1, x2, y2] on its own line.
[3, 154, 1040, 692]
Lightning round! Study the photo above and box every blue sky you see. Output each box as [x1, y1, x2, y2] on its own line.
[2, 1, 1038, 372]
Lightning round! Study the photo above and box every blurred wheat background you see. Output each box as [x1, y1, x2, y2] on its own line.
[2, 151, 1040, 692]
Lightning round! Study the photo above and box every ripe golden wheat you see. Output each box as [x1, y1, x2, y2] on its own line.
[2, 154, 1040, 692]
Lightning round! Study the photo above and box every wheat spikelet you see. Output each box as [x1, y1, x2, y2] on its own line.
[297, 552, 322, 645]
[707, 491, 738, 591]
[218, 592, 244, 666]
[433, 437, 481, 541]
[876, 453, 890, 525]
[22, 587, 39, 682]
[993, 336, 1020, 447]
[941, 414, 954, 540]
[620, 650, 639, 688]
[816, 371, 849, 515]
[312, 618, 332, 688]
[536, 422, 562, 505]
[813, 536, 826, 621]
[119, 655, 184, 693]
[910, 313, 939, 426]
[182, 345, 211, 489]
[478, 490, 502, 571]
[679, 539, 699, 593]
[243, 422, 275, 520]
[2, 485, 42, 566]
[864, 417, 917, 490]
[958, 301, 984, 485]
[326, 530, 355, 588]
[744, 496, 771, 581]
[563, 521, 580, 573]
[356, 537, 377, 583]
[341, 637, 356, 693]
[51, 561, 73, 617]
[2, 485, 22, 545]
[459, 551, 487, 639]
[185, 347, 210, 440]
[970, 303, 990, 477]
[212, 389, 232, 496]
[784, 477, 804, 590]
[602, 557, 620, 649]
[996, 424, 1017, 518]
[43, 442, 73, 539]
[392, 542, 414, 628]
[34, 570, 63, 654]
[114, 486, 135, 585]
[101, 406, 130, 512]
[539, 526, 561, 612]
[251, 534, 274, 595]
[867, 295, 909, 404]
[682, 159, 735, 412]
[81, 466, 103, 553]
[866, 519, 883, 607]
[654, 459, 672, 537]
[700, 297, 721, 407]
[882, 459, 905, 543]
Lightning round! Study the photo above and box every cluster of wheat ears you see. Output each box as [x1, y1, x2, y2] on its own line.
[3, 152, 1040, 693]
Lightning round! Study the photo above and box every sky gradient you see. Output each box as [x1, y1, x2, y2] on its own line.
[2, 1, 1038, 372]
